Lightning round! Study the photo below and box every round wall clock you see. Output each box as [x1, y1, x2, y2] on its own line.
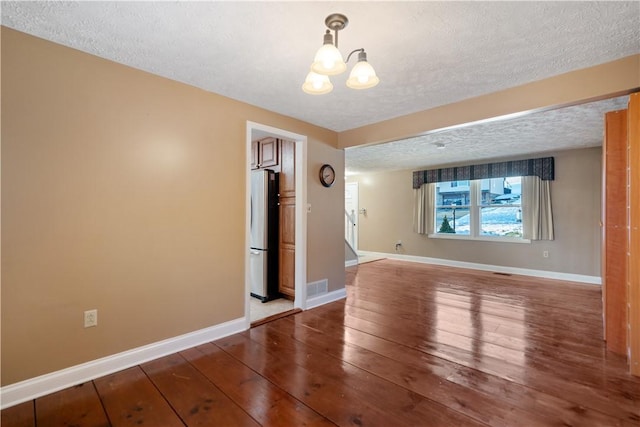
[319, 164, 336, 188]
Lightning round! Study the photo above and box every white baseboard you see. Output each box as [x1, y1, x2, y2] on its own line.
[359, 251, 602, 285]
[345, 259, 358, 267]
[0, 317, 246, 410]
[306, 288, 347, 310]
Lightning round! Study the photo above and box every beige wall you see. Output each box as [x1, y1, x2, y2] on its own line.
[1, 28, 344, 385]
[307, 140, 346, 292]
[348, 148, 602, 277]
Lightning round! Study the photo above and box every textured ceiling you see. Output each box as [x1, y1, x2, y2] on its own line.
[2, 1, 639, 133]
[345, 96, 629, 174]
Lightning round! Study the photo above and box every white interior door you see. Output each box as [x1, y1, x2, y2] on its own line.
[345, 182, 359, 252]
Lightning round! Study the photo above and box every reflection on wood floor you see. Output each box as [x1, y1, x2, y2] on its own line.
[3, 259, 639, 426]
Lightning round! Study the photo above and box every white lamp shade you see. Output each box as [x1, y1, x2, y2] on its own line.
[346, 60, 380, 89]
[311, 44, 347, 76]
[302, 71, 333, 95]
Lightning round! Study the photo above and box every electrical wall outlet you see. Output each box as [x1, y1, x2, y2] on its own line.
[84, 309, 98, 328]
[543, 251, 549, 258]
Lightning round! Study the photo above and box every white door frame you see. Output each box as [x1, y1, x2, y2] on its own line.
[245, 121, 307, 329]
[345, 181, 359, 252]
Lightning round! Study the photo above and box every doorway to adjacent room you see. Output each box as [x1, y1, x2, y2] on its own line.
[246, 122, 307, 326]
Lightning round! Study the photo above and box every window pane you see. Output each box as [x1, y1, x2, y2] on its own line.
[435, 181, 470, 235]
[483, 177, 522, 206]
[480, 206, 523, 237]
[435, 181, 470, 207]
[435, 206, 470, 235]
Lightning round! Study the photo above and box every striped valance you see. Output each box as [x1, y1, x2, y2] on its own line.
[412, 157, 554, 189]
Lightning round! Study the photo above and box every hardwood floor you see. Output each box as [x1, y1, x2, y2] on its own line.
[3, 259, 639, 426]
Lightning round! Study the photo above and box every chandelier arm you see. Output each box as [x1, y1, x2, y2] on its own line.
[346, 48, 364, 63]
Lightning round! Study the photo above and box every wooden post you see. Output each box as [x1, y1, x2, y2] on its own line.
[628, 93, 640, 376]
[602, 109, 628, 355]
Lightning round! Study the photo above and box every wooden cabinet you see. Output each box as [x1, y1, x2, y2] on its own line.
[252, 137, 278, 170]
[279, 139, 295, 197]
[278, 139, 296, 298]
[278, 197, 296, 298]
[260, 137, 278, 168]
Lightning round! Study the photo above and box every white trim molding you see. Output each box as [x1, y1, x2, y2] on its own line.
[306, 288, 347, 310]
[359, 251, 602, 285]
[0, 317, 246, 410]
[345, 259, 359, 267]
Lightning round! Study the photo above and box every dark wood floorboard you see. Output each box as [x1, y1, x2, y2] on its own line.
[141, 353, 260, 426]
[180, 343, 334, 426]
[0, 401, 34, 427]
[3, 259, 640, 426]
[35, 382, 109, 427]
[93, 366, 184, 426]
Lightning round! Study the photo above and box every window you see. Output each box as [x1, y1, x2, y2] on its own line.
[433, 177, 525, 241]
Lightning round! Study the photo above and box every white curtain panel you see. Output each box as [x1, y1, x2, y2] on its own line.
[522, 176, 554, 240]
[413, 183, 435, 235]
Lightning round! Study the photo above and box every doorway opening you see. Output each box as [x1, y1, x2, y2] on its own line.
[245, 122, 307, 327]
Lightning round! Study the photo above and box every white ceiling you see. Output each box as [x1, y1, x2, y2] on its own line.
[2, 1, 639, 173]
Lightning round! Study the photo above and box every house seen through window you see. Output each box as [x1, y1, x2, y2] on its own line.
[435, 177, 523, 239]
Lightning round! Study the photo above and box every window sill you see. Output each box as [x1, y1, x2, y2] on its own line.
[427, 233, 531, 244]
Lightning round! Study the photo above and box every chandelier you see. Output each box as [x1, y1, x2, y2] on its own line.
[302, 13, 380, 95]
